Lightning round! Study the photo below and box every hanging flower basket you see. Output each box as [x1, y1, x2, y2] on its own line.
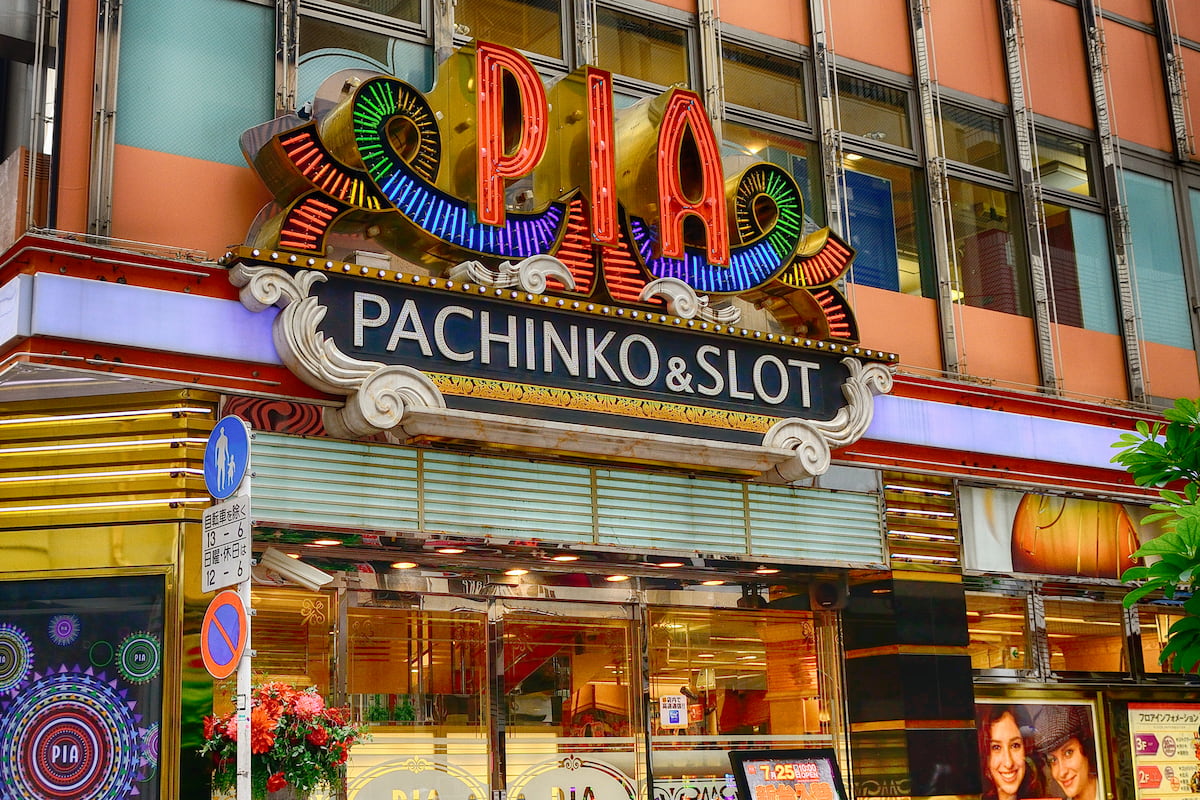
[201, 682, 368, 800]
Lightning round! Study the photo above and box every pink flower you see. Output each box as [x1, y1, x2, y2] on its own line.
[294, 692, 325, 718]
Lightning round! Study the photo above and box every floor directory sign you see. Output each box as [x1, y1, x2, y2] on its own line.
[1129, 702, 1200, 796]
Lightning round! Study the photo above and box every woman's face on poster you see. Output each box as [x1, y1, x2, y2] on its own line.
[1046, 736, 1091, 799]
[988, 712, 1026, 798]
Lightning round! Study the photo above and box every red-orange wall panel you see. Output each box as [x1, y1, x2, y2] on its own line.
[652, 0, 696, 13]
[1177, 5, 1200, 42]
[1105, 22, 1173, 153]
[722, 0, 809, 44]
[829, 0, 913, 75]
[958, 305, 1041, 389]
[1103, 0, 1155, 25]
[1145, 341, 1200, 401]
[850, 285, 944, 374]
[1023, 0, 1093, 129]
[56, 0, 99, 234]
[1054, 325, 1129, 402]
[110, 145, 272, 259]
[1184, 47, 1200, 163]
[929, 0, 1008, 104]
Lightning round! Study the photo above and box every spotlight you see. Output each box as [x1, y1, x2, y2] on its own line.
[260, 547, 334, 592]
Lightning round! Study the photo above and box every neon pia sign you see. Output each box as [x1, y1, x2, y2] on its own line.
[243, 41, 859, 342]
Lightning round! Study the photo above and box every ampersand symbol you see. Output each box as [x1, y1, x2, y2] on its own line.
[666, 357, 694, 393]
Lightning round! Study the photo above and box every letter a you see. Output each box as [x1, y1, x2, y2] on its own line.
[656, 90, 730, 266]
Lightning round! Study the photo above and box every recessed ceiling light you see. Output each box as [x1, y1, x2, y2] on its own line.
[551, 555, 579, 562]
[505, 569, 529, 576]
[697, 653, 715, 659]
[285, 553, 301, 559]
[437, 547, 465, 555]
[391, 561, 418, 570]
[656, 561, 684, 568]
[311, 539, 341, 546]
[701, 579, 725, 586]
[605, 575, 630, 582]
[755, 567, 780, 575]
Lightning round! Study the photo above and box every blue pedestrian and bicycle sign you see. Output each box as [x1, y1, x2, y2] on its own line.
[204, 415, 251, 500]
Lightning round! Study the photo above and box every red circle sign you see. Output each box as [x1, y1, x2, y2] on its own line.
[200, 590, 247, 680]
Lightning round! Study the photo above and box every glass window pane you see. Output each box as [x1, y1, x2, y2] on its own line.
[722, 43, 805, 122]
[1124, 171, 1194, 349]
[596, 8, 689, 87]
[940, 105, 1007, 173]
[648, 605, 838, 793]
[329, 0, 421, 23]
[1138, 605, 1185, 674]
[966, 592, 1031, 670]
[1037, 131, 1094, 197]
[949, 178, 1030, 316]
[299, 16, 433, 103]
[1043, 597, 1127, 673]
[1044, 203, 1118, 333]
[456, 0, 563, 61]
[841, 153, 933, 297]
[836, 76, 911, 149]
[724, 122, 823, 226]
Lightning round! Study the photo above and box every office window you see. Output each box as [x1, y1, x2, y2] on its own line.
[1044, 203, 1118, 333]
[966, 592, 1031, 671]
[948, 178, 1030, 316]
[298, 16, 433, 107]
[725, 122, 822, 226]
[1123, 171, 1193, 350]
[456, 0, 563, 60]
[1037, 131, 1094, 197]
[841, 153, 933, 297]
[837, 76, 911, 149]
[596, 7, 689, 87]
[1043, 597, 1127, 674]
[941, 105, 1007, 174]
[722, 43, 805, 122]
[328, 0, 421, 24]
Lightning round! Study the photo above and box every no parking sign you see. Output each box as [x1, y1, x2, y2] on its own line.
[200, 590, 248, 680]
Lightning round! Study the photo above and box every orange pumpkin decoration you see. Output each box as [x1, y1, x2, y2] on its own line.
[1011, 495, 1139, 579]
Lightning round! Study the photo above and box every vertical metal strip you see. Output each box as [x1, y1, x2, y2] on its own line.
[697, 0, 723, 139]
[487, 600, 508, 800]
[1123, 603, 1144, 677]
[808, 0, 844, 236]
[998, 0, 1059, 391]
[1028, 590, 1051, 677]
[573, 0, 596, 66]
[433, 0, 457, 65]
[1080, 0, 1146, 403]
[275, 0, 298, 117]
[908, 0, 962, 374]
[634, 600, 655, 800]
[26, 0, 58, 231]
[1153, 0, 1193, 161]
[88, 0, 122, 237]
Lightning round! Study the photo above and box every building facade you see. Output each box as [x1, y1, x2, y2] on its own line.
[2, 0, 1200, 799]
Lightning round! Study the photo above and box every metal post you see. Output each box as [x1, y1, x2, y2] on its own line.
[236, 578, 252, 800]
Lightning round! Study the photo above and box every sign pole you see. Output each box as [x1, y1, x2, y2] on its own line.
[203, 415, 254, 800]
[236, 576, 251, 800]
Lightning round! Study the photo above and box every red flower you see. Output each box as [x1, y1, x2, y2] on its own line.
[267, 772, 288, 792]
[306, 726, 329, 747]
[250, 706, 278, 754]
[203, 716, 215, 740]
[333, 741, 349, 766]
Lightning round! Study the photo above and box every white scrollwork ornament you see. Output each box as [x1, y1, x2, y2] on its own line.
[763, 357, 894, 482]
[323, 365, 446, 439]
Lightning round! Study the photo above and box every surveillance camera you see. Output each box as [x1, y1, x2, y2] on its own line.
[259, 547, 334, 592]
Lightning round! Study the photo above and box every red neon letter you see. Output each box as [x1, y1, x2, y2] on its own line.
[476, 42, 549, 226]
[656, 91, 729, 266]
[586, 68, 618, 246]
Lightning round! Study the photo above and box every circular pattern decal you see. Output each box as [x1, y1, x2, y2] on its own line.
[88, 642, 112, 668]
[115, 633, 160, 684]
[0, 624, 34, 692]
[47, 616, 80, 647]
[0, 667, 141, 799]
[140, 723, 159, 769]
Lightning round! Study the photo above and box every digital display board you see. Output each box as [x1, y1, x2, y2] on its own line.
[728, 749, 847, 800]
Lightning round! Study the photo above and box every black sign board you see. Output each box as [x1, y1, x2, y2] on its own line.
[728, 749, 849, 800]
[309, 270, 862, 444]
